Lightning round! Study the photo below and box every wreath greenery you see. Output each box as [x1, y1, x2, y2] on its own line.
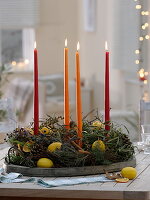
[5, 114, 134, 168]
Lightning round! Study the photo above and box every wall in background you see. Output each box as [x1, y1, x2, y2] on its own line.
[36, 0, 78, 80]
[9, 0, 144, 115]
[78, 0, 143, 113]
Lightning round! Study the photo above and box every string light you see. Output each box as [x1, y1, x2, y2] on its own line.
[142, 23, 149, 30]
[141, 11, 149, 15]
[135, 49, 140, 54]
[144, 71, 149, 76]
[136, 5, 142, 9]
[135, 60, 140, 64]
[134, 0, 149, 97]
[144, 80, 148, 84]
[145, 11, 149, 15]
[145, 35, 150, 39]
[138, 68, 145, 78]
[141, 11, 145, 15]
[11, 61, 16, 66]
[139, 36, 144, 41]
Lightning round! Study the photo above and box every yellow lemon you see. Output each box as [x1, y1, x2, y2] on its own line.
[115, 178, 129, 183]
[23, 141, 34, 152]
[121, 167, 137, 180]
[92, 140, 105, 152]
[40, 127, 52, 134]
[37, 158, 54, 168]
[92, 121, 104, 128]
[48, 142, 62, 152]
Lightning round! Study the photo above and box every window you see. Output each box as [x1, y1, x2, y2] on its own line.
[0, 29, 35, 71]
[0, 0, 39, 71]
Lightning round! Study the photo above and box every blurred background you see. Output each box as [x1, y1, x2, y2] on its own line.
[0, 0, 149, 142]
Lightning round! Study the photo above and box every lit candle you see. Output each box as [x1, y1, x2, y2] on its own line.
[105, 41, 110, 131]
[76, 42, 83, 146]
[64, 38, 70, 129]
[34, 42, 39, 135]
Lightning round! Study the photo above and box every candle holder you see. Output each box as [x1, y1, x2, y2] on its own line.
[4, 113, 136, 177]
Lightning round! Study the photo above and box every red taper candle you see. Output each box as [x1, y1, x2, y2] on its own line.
[64, 38, 70, 129]
[34, 42, 39, 135]
[105, 41, 110, 131]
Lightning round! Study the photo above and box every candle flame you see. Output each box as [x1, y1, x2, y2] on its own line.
[105, 41, 108, 51]
[65, 38, 67, 47]
[34, 41, 37, 49]
[77, 42, 80, 51]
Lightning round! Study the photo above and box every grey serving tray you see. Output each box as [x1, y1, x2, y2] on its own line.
[3, 157, 136, 177]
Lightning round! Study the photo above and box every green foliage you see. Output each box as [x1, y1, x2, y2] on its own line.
[5, 115, 135, 168]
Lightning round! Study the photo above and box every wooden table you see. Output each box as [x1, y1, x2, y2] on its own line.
[0, 146, 150, 200]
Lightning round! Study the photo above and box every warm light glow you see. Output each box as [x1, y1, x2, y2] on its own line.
[142, 25, 146, 30]
[11, 61, 16, 66]
[24, 59, 29, 65]
[34, 41, 37, 49]
[139, 68, 144, 73]
[65, 38, 67, 47]
[139, 36, 144, 41]
[135, 60, 140, 64]
[136, 5, 142, 9]
[135, 50, 140, 54]
[145, 11, 149, 15]
[145, 71, 149, 76]
[17, 62, 25, 68]
[138, 68, 145, 78]
[77, 42, 80, 51]
[105, 41, 108, 51]
[145, 35, 150, 39]
[145, 23, 149, 27]
[141, 11, 145, 15]
[144, 80, 148, 84]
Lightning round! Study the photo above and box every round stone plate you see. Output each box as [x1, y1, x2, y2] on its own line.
[3, 157, 136, 177]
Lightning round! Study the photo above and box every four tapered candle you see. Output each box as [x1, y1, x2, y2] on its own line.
[75, 42, 83, 145]
[105, 41, 110, 131]
[33, 40, 109, 136]
[34, 42, 39, 135]
[64, 39, 70, 129]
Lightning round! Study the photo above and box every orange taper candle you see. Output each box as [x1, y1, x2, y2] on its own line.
[75, 42, 83, 146]
[64, 39, 70, 129]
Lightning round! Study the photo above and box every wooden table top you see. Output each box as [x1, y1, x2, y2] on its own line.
[0, 146, 150, 200]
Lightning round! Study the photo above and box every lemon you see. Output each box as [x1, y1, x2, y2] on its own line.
[23, 141, 34, 152]
[40, 127, 52, 134]
[92, 121, 104, 128]
[92, 140, 105, 152]
[121, 167, 137, 180]
[48, 142, 62, 152]
[37, 158, 54, 168]
[115, 178, 129, 183]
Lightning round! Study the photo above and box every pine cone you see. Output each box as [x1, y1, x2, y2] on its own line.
[31, 144, 47, 161]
